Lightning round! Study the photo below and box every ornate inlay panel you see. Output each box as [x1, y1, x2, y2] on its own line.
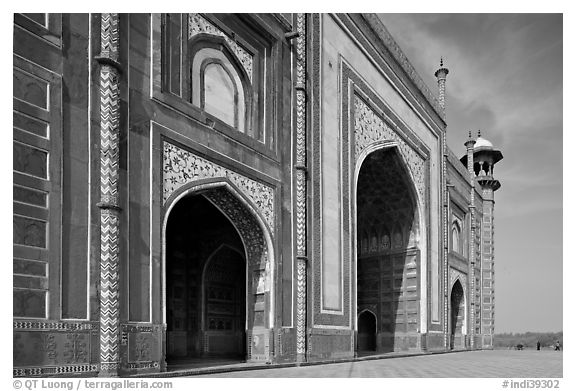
[188, 13, 253, 81]
[354, 95, 425, 202]
[450, 268, 467, 292]
[163, 142, 275, 232]
[13, 321, 96, 331]
[14, 364, 99, 377]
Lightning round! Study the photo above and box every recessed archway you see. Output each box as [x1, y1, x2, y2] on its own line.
[161, 180, 274, 369]
[357, 310, 377, 352]
[165, 194, 247, 366]
[450, 279, 465, 350]
[201, 244, 246, 357]
[355, 146, 421, 353]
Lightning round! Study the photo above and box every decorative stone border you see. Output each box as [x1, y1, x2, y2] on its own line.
[354, 95, 426, 203]
[13, 321, 96, 331]
[14, 364, 99, 377]
[359, 14, 443, 118]
[162, 141, 275, 233]
[126, 361, 160, 369]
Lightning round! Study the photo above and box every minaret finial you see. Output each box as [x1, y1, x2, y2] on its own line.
[465, 130, 475, 146]
[434, 56, 449, 116]
[478, 129, 482, 137]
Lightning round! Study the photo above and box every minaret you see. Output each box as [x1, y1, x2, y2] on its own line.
[464, 131, 476, 174]
[436, 58, 450, 349]
[473, 131, 502, 349]
[460, 130, 503, 349]
[434, 57, 449, 116]
[463, 131, 477, 348]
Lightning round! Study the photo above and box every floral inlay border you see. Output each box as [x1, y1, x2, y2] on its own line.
[163, 141, 274, 233]
[354, 95, 426, 202]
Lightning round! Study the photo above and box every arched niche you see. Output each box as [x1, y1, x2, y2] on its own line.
[449, 279, 466, 350]
[189, 36, 253, 134]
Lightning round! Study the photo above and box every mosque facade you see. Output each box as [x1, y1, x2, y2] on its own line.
[13, 13, 502, 377]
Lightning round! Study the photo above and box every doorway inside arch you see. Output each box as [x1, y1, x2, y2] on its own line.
[357, 311, 377, 352]
[450, 280, 465, 350]
[356, 147, 420, 353]
[165, 194, 247, 368]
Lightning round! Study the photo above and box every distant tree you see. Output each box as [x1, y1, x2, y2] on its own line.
[494, 332, 562, 349]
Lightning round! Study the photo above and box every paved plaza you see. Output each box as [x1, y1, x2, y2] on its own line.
[194, 350, 563, 378]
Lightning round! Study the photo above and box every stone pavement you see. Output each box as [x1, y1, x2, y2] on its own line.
[194, 350, 563, 378]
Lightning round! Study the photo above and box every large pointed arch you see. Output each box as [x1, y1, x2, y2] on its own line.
[353, 144, 423, 353]
[352, 142, 424, 276]
[161, 177, 275, 363]
[354, 141, 424, 235]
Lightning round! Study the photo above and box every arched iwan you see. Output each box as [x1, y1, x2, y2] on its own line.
[353, 144, 424, 353]
[161, 177, 275, 363]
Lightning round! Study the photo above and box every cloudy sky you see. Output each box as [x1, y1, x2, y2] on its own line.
[378, 14, 563, 333]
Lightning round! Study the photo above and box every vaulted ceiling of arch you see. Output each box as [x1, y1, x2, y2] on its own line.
[357, 149, 416, 234]
[167, 193, 244, 266]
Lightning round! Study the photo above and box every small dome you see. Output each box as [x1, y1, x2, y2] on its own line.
[474, 136, 494, 150]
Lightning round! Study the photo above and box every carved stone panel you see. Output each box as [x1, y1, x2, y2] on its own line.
[128, 333, 153, 363]
[13, 330, 91, 368]
[247, 328, 271, 362]
[62, 333, 89, 364]
[121, 324, 161, 370]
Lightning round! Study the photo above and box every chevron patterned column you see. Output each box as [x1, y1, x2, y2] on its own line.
[294, 13, 308, 362]
[95, 13, 122, 377]
[442, 131, 449, 349]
